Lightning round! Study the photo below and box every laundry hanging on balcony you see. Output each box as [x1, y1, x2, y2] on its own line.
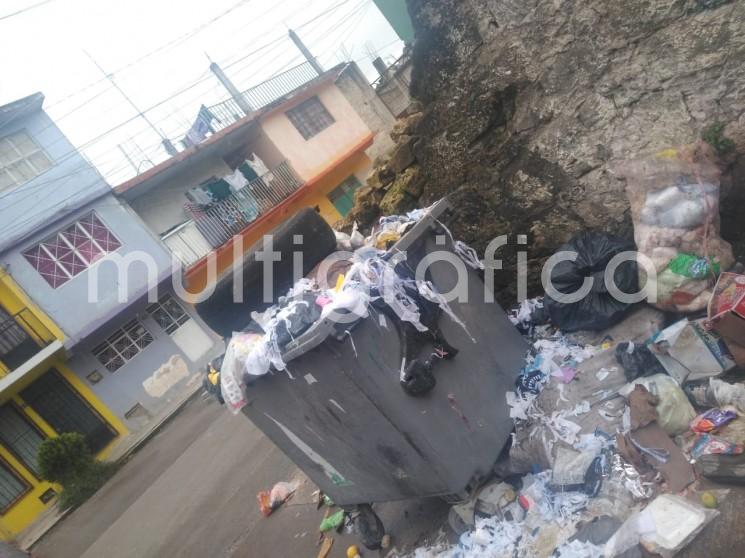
[184, 160, 303, 250]
[224, 169, 249, 193]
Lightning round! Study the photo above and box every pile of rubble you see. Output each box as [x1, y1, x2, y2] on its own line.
[339, 102, 426, 231]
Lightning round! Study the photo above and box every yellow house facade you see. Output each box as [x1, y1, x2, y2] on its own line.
[0, 269, 126, 541]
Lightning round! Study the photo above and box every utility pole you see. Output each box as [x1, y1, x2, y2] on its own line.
[117, 144, 138, 174]
[84, 50, 176, 158]
[372, 56, 390, 80]
[208, 60, 252, 116]
[288, 29, 323, 75]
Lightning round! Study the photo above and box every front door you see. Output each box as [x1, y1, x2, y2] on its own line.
[21, 369, 117, 454]
[328, 175, 362, 217]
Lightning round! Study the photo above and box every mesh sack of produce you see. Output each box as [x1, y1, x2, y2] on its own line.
[619, 143, 733, 312]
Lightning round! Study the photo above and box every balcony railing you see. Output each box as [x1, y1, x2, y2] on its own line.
[184, 161, 303, 250]
[208, 62, 320, 131]
[0, 308, 54, 372]
[161, 220, 214, 267]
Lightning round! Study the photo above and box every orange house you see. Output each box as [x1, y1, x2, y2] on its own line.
[115, 62, 395, 295]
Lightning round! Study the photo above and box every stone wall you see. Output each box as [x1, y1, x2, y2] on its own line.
[345, 0, 745, 303]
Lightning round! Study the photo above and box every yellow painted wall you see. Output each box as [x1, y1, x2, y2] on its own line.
[0, 271, 126, 540]
[0, 402, 58, 542]
[303, 151, 372, 224]
[0, 360, 127, 541]
[0, 269, 64, 348]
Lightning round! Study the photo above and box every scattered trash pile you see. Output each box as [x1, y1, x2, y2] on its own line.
[257, 481, 297, 517]
[399, 144, 745, 557]
[403, 289, 742, 557]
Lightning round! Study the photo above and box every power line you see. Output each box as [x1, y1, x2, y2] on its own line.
[0, 0, 54, 21]
[217, 0, 306, 67]
[314, 0, 371, 65]
[84, 50, 167, 142]
[228, 0, 366, 87]
[3, 0, 385, 213]
[295, 0, 357, 31]
[219, 0, 360, 75]
[44, 0, 258, 111]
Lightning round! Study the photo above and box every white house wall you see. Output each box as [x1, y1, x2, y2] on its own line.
[0, 110, 110, 252]
[65, 300, 223, 433]
[128, 156, 233, 236]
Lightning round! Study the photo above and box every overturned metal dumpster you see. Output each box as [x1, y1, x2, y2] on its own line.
[195, 200, 527, 545]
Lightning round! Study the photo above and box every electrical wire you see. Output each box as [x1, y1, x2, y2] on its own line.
[228, 0, 366, 87]
[1, 0, 390, 218]
[0, 0, 54, 21]
[44, 0, 259, 111]
[314, 0, 371, 67]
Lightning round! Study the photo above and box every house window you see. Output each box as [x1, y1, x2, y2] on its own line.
[92, 320, 153, 372]
[0, 130, 52, 193]
[22, 212, 121, 288]
[327, 175, 363, 217]
[286, 96, 335, 140]
[0, 458, 30, 513]
[0, 405, 45, 477]
[147, 294, 190, 334]
[0, 307, 39, 371]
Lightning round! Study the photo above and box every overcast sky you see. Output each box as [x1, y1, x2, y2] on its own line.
[0, 0, 403, 185]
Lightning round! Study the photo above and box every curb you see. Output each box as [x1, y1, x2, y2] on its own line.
[112, 383, 204, 465]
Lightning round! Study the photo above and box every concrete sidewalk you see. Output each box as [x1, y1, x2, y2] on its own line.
[31, 395, 449, 558]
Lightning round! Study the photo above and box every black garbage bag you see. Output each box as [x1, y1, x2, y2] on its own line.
[400, 360, 436, 396]
[544, 232, 638, 332]
[615, 341, 666, 382]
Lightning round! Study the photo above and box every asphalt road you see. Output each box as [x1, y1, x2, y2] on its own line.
[32, 394, 449, 558]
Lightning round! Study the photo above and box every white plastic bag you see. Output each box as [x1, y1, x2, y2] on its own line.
[350, 221, 365, 249]
[619, 374, 696, 436]
[269, 481, 298, 506]
[604, 495, 718, 558]
[709, 377, 745, 414]
[220, 332, 267, 414]
[334, 230, 353, 251]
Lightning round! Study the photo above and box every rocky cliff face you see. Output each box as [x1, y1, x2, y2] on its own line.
[348, 0, 745, 303]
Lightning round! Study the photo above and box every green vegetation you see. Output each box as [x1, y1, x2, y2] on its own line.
[38, 433, 117, 510]
[702, 121, 735, 155]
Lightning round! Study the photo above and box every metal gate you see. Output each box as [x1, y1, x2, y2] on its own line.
[21, 369, 117, 454]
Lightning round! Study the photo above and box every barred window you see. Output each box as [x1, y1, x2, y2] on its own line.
[0, 405, 45, 477]
[0, 458, 29, 512]
[92, 320, 153, 372]
[286, 96, 335, 140]
[147, 294, 190, 334]
[23, 212, 121, 288]
[0, 130, 52, 192]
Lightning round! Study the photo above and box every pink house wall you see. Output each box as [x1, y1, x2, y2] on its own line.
[258, 81, 372, 181]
